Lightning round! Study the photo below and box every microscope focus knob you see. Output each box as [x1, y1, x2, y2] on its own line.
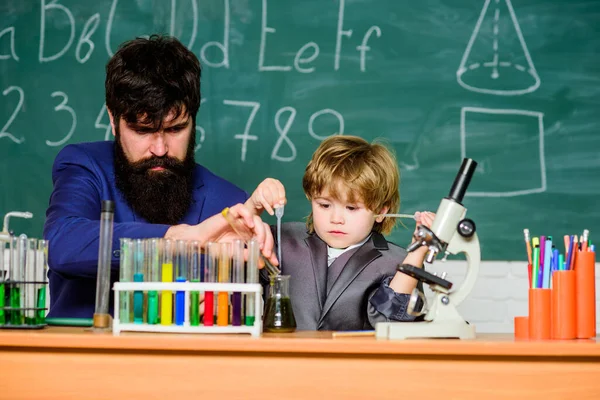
[457, 218, 476, 238]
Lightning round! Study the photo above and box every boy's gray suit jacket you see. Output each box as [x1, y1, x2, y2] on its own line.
[263, 222, 414, 331]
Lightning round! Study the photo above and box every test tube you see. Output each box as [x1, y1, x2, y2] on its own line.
[0, 239, 6, 325]
[221, 207, 280, 276]
[119, 238, 133, 323]
[25, 238, 37, 325]
[10, 235, 27, 325]
[94, 200, 114, 329]
[8, 236, 18, 325]
[133, 239, 145, 324]
[175, 240, 188, 326]
[203, 242, 217, 326]
[147, 238, 160, 324]
[217, 242, 231, 326]
[189, 241, 201, 326]
[35, 240, 49, 325]
[245, 238, 260, 326]
[231, 239, 244, 326]
[161, 239, 174, 325]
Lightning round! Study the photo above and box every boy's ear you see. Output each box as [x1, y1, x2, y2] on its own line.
[375, 206, 389, 223]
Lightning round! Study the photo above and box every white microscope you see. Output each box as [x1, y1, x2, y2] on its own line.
[376, 158, 480, 340]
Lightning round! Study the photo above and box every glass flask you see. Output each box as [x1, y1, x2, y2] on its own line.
[263, 275, 296, 333]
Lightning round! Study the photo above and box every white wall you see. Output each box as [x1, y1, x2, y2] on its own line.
[425, 260, 600, 333]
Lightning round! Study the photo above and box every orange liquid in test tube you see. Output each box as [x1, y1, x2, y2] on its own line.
[217, 243, 230, 326]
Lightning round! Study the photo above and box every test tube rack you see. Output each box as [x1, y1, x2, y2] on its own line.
[0, 279, 48, 329]
[0, 236, 49, 330]
[112, 281, 263, 337]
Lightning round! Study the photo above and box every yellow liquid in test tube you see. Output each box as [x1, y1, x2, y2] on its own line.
[161, 262, 173, 325]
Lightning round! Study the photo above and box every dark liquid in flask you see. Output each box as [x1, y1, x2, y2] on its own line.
[263, 296, 296, 333]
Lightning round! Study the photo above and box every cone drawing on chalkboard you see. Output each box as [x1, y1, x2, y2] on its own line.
[457, 0, 540, 96]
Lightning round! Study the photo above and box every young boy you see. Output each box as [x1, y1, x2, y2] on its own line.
[248, 135, 433, 331]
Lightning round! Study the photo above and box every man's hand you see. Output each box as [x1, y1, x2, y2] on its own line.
[245, 178, 286, 216]
[164, 203, 278, 266]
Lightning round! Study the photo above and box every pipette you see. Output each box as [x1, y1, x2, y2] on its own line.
[221, 208, 280, 276]
[375, 213, 416, 220]
[275, 206, 284, 269]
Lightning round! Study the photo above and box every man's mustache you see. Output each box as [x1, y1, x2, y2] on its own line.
[129, 156, 186, 175]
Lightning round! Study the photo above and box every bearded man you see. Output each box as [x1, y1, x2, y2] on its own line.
[44, 35, 281, 318]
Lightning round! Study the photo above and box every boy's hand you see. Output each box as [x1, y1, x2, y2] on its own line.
[412, 211, 436, 242]
[245, 178, 286, 216]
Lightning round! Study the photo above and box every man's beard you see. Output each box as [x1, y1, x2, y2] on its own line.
[114, 138, 196, 225]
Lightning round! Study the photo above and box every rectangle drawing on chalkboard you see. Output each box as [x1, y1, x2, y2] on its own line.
[460, 107, 546, 197]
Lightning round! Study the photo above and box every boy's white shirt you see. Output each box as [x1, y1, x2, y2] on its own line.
[327, 234, 371, 267]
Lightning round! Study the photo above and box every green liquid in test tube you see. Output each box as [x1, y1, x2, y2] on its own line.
[133, 239, 145, 324]
[10, 235, 27, 326]
[25, 238, 37, 326]
[189, 241, 201, 326]
[36, 240, 49, 325]
[119, 238, 133, 323]
[0, 240, 5, 325]
[146, 238, 160, 325]
[245, 238, 260, 326]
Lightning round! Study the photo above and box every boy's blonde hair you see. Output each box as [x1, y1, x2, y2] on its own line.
[302, 135, 400, 235]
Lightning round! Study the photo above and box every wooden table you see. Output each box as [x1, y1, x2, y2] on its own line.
[2, 327, 600, 399]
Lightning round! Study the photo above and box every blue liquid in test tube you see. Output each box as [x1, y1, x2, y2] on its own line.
[175, 240, 188, 326]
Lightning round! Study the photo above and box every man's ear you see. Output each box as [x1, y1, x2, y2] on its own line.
[108, 110, 117, 138]
[375, 206, 389, 223]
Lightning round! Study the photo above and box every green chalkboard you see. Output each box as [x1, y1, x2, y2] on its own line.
[1, 0, 599, 260]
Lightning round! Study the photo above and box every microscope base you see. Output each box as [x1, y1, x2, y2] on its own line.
[375, 320, 476, 340]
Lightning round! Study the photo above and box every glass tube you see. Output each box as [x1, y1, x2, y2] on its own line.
[0, 239, 5, 325]
[36, 240, 49, 325]
[231, 239, 244, 326]
[133, 238, 145, 324]
[245, 239, 260, 326]
[161, 239, 174, 326]
[189, 241, 201, 326]
[25, 238, 37, 325]
[175, 240, 188, 326]
[147, 238, 160, 325]
[94, 200, 114, 327]
[203, 242, 218, 326]
[119, 238, 133, 323]
[10, 235, 27, 325]
[217, 242, 231, 326]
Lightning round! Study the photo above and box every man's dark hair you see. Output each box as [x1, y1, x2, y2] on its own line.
[105, 34, 201, 129]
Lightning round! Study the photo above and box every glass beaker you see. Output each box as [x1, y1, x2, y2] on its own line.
[263, 275, 296, 333]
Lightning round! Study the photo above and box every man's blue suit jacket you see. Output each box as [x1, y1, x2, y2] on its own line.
[43, 141, 248, 318]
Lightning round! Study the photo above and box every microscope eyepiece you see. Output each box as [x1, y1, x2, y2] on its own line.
[447, 158, 477, 203]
